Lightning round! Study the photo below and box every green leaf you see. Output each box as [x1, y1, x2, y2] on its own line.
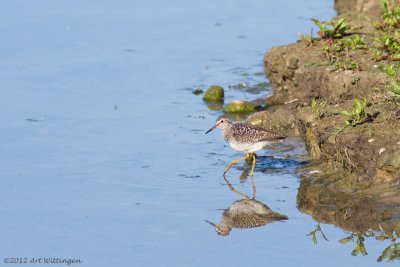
[381, 0, 389, 14]
[378, 245, 394, 262]
[339, 236, 354, 244]
[352, 244, 361, 256]
[311, 18, 327, 32]
[360, 243, 368, 256]
[334, 18, 345, 33]
[340, 110, 352, 117]
[388, 247, 400, 261]
[312, 235, 317, 244]
[311, 98, 317, 109]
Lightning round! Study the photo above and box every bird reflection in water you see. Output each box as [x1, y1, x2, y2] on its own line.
[206, 176, 288, 236]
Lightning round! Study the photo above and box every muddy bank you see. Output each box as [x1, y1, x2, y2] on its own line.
[248, 0, 400, 184]
[297, 173, 400, 234]
[297, 173, 400, 261]
[244, 0, 400, 260]
[334, 0, 381, 16]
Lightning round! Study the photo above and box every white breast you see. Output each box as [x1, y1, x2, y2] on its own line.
[229, 141, 271, 153]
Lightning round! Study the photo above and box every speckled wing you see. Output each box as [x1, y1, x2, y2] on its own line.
[224, 200, 288, 228]
[232, 123, 286, 143]
[228, 212, 288, 229]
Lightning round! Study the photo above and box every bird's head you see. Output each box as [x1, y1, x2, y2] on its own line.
[205, 220, 232, 236]
[205, 115, 232, 134]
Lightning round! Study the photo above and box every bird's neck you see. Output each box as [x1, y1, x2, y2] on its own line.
[221, 124, 233, 142]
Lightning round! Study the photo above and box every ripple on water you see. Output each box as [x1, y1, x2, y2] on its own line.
[256, 156, 306, 173]
[168, 172, 220, 190]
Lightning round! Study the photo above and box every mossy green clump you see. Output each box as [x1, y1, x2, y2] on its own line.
[224, 100, 255, 114]
[203, 85, 224, 102]
[192, 88, 204, 95]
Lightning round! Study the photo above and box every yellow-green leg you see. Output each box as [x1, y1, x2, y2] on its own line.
[250, 153, 257, 198]
[223, 177, 250, 199]
[224, 153, 249, 176]
[250, 154, 256, 177]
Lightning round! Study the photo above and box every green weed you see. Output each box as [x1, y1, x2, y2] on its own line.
[339, 233, 368, 256]
[307, 224, 328, 244]
[312, 17, 348, 40]
[388, 80, 400, 98]
[342, 35, 366, 50]
[351, 76, 361, 85]
[298, 28, 318, 46]
[377, 232, 400, 262]
[340, 98, 368, 126]
[375, 32, 400, 58]
[380, 0, 400, 28]
[311, 98, 327, 117]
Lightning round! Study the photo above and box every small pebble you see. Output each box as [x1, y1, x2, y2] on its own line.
[378, 148, 386, 155]
[395, 110, 400, 120]
[368, 138, 375, 143]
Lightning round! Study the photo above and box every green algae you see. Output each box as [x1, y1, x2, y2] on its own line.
[203, 85, 224, 103]
[223, 100, 255, 114]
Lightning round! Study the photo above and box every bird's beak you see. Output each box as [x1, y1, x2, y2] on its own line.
[205, 220, 217, 227]
[205, 125, 216, 134]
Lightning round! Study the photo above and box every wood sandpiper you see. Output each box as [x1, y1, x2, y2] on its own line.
[205, 198, 288, 236]
[206, 115, 286, 178]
